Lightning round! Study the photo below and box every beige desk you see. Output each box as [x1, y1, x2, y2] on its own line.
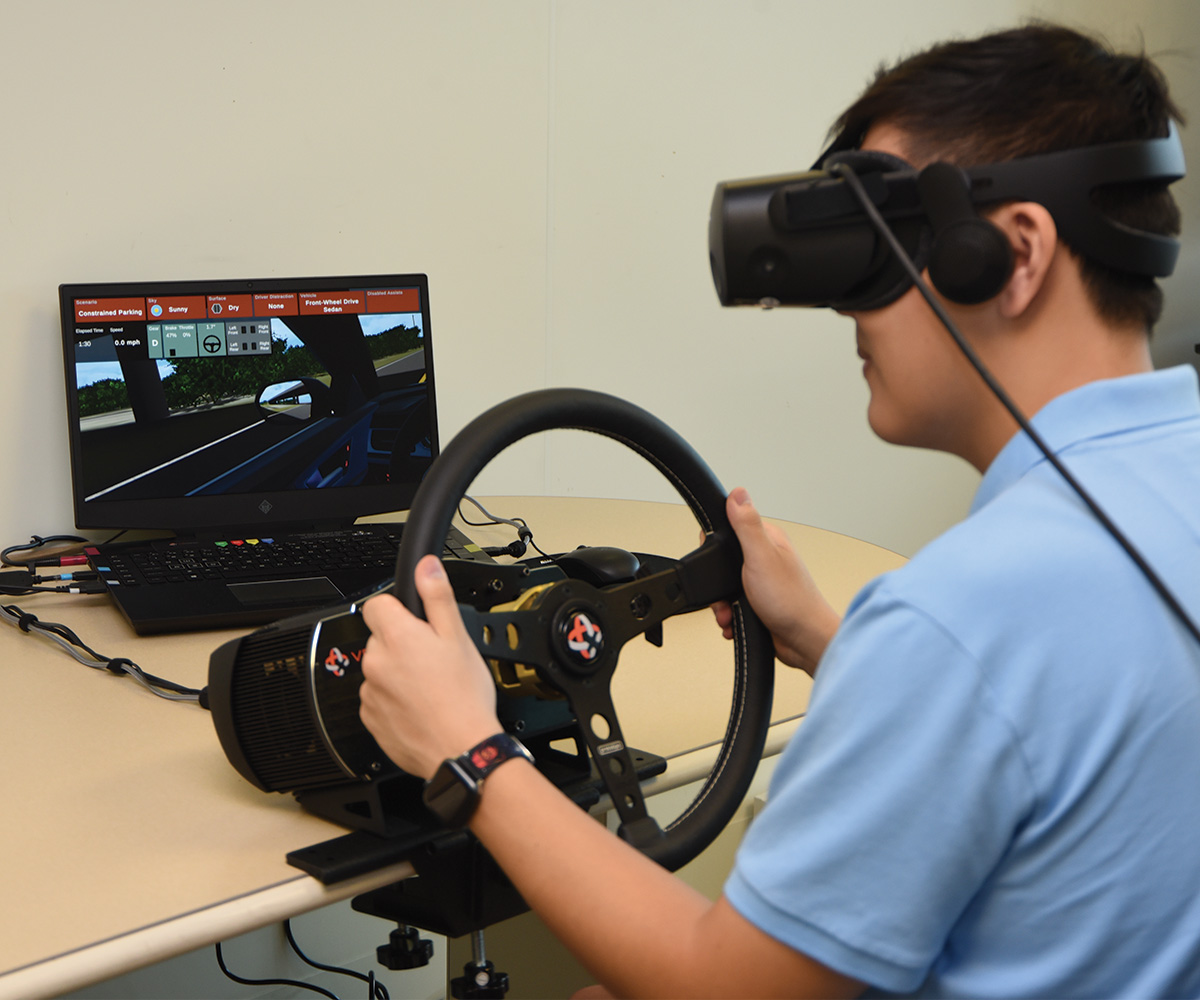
[0, 497, 903, 999]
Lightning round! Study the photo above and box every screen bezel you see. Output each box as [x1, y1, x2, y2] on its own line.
[58, 273, 437, 533]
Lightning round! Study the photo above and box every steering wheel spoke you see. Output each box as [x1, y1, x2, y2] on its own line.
[566, 681, 664, 847]
[459, 605, 555, 671]
[594, 536, 743, 649]
[674, 530, 744, 607]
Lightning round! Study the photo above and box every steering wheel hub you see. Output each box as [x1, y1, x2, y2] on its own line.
[555, 603, 608, 675]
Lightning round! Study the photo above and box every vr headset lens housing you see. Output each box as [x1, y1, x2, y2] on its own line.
[709, 150, 932, 312]
[709, 127, 1185, 311]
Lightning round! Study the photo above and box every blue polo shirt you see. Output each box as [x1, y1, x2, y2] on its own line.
[726, 366, 1200, 997]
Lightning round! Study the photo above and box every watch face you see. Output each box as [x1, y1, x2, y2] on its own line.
[423, 760, 478, 828]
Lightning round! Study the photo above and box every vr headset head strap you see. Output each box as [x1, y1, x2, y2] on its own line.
[966, 124, 1185, 277]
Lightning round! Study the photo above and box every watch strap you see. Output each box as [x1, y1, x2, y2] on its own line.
[421, 733, 534, 828]
[459, 732, 534, 780]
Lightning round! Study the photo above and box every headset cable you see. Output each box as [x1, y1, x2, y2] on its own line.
[832, 161, 1200, 648]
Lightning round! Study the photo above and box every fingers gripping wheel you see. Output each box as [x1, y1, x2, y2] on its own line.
[395, 388, 774, 872]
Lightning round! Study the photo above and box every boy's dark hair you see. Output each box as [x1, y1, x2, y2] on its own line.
[832, 23, 1185, 330]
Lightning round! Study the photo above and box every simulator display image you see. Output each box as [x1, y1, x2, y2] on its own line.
[69, 288, 432, 503]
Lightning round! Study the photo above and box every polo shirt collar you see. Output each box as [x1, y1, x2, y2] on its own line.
[971, 365, 1200, 515]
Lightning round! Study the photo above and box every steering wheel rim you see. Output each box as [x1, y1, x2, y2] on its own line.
[394, 387, 774, 871]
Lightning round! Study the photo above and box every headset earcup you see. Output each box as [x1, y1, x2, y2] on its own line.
[927, 218, 1014, 304]
[917, 161, 1015, 305]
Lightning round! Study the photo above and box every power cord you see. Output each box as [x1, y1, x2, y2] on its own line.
[0, 602, 207, 705]
[215, 941, 340, 1000]
[215, 920, 392, 1000]
[285, 919, 391, 1000]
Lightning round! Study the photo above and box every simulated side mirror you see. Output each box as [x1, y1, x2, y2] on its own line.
[256, 377, 332, 421]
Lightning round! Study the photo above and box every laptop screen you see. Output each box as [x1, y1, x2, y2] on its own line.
[59, 274, 438, 533]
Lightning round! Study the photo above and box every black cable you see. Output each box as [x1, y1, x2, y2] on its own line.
[0, 530, 125, 567]
[459, 495, 551, 559]
[0, 583, 69, 596]
[0, 534, 86, 566]
[0, 581, 107, 596]
[831, 161, 1200, 648]
[285, 919, 390, 1000]
[0, 601, 207, 704]
[214, 941, 341, 1000]
[0, 568, 106, 595]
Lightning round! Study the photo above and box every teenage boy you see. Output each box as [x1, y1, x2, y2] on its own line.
[360, 23, 1197, 998]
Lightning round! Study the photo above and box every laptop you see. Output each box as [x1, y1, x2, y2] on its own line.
[58, 273, 489, 634]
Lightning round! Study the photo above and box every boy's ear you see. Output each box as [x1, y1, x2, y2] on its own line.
[988, 202, 1059, 319]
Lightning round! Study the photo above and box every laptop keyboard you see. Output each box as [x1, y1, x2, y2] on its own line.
[94, 524, 478, 588]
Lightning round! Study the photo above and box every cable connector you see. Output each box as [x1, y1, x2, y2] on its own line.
[483, 524, 534, 559]
[37, 554, 91, 567]
[36, 571, 99, 583]
[483, 539, 528, 558]
[66, 581, 108, 595]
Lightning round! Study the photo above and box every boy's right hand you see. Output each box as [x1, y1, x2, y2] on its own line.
[712, 487, 841, 676]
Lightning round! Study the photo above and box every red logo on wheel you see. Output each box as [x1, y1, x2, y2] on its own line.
[566, 612, 603, 661]
[324, 647, 350, 677]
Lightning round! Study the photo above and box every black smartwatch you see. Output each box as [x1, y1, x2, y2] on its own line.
[422, 733, 534, 828]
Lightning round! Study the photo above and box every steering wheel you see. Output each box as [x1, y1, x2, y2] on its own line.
[394, 388, 774, 872]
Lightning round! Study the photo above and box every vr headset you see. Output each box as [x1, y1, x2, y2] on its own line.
[709, 125, 1185, 311]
